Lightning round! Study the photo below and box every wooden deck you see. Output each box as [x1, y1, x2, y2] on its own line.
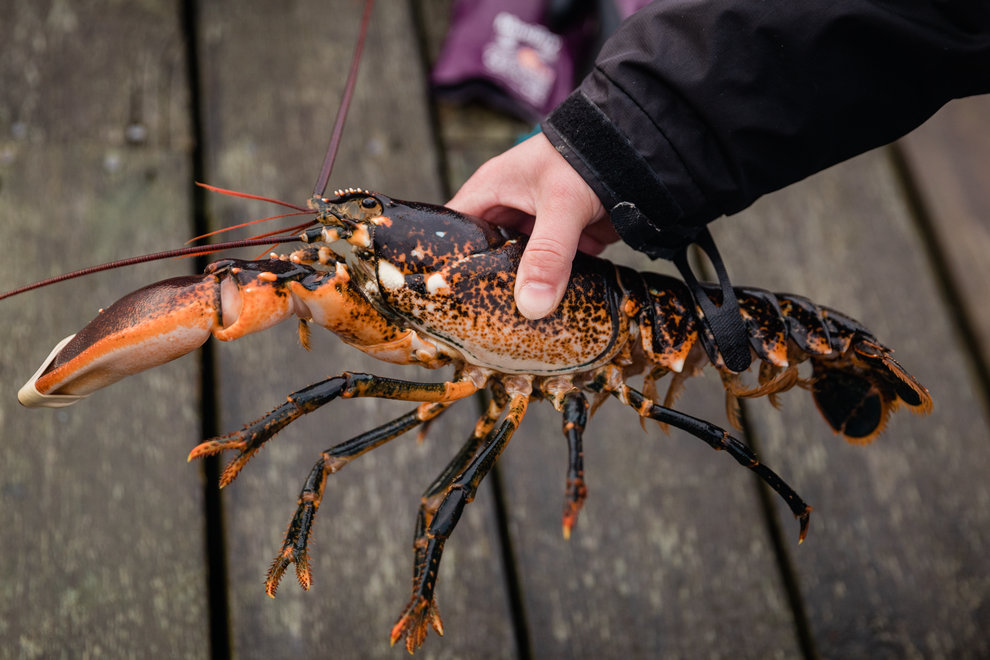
[1, 2, 988, 658]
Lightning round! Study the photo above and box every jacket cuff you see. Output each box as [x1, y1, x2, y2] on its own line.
[542, 90, 699, 260]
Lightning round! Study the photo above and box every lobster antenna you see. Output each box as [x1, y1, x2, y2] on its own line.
[197, 182, 310, 213]
[4, 1, 377, 304]
[313, 0, 376, 198]
[0, 235, 303, 302]
[185, 211, 312, 244]
[244, 220, 318, 242]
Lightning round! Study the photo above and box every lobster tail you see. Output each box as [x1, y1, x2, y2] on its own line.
[772, 295, 933, 443]
[633, 278, 931, 444]
[809, 336, 932, 443]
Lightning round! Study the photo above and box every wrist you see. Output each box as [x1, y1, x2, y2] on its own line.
[543, 91, 701, 259]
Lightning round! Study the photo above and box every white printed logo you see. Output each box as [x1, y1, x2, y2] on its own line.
[482, 12, 562, 107]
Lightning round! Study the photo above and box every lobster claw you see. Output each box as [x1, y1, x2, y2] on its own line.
[18, 274, 222, 407]
[18, 334, 88, 407]
[17, 257, 429, 409]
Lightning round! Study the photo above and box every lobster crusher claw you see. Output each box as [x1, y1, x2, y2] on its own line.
[18, 334, 88, 408]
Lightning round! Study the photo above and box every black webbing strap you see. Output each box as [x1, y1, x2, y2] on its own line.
[671, 228, 752, 372]
[610, 202, 752, 372]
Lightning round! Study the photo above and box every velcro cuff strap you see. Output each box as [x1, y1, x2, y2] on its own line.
[610, 202, 701, 261]
[546, 92, 688, 245]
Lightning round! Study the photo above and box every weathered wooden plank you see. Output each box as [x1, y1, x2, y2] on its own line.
[196, 1, 514, 657]
[715, 147, 990, 658]
[899, 96, 990, 376]
[0, 1, 209, 657]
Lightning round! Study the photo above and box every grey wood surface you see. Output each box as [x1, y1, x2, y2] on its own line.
[715, 141, 990, 659]
[900, 97, 990, 385]
[1, 1, 987, 659]
[0, 1, 209, 657]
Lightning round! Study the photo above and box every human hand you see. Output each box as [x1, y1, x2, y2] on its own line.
[447, 133, 617, 320]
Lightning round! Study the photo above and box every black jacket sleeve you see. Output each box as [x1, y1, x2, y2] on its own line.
[542, 0, 990, 259]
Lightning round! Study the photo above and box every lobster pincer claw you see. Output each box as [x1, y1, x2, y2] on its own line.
[18, 334, 88, 407]
[17, 259, 316, 407]
[18, 274, 223, 407]
[16, 256, 420, 409]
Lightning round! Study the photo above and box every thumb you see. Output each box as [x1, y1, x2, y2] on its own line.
[513, 208, 581, 320]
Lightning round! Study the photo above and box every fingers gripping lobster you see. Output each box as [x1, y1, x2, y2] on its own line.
[18, 189, 931, 651]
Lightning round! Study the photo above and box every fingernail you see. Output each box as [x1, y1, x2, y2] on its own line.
[516, 282, 557, 320]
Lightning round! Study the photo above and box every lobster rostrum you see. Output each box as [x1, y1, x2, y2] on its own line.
[17, 187, 932, 652]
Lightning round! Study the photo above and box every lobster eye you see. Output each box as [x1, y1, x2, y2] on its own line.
[361, 197, 378, 209]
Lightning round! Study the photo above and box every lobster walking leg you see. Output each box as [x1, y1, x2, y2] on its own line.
[397, 390, 508, 641]
[561, 391, 589, 539]
[189, 371, 483, 486]
[421, 391, 508, 503]
[600, 376, 812, 541]
[266, 401, 451, 596]
[392, 380, 532, 652]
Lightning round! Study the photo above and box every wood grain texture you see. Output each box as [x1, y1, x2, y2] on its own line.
[899, 96, 990, 377]
[196, 1, 514, 657]
[0, 1, 209, 657]
[713, 147, 990, 659]
[3, 2, 985, 658]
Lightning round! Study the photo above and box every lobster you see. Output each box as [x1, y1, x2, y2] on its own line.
[16, 186, 932, 651]
[4, 0, 935, 653]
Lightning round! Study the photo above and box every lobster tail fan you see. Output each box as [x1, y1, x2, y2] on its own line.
[810, 339, 932, 444]
[851, 339, 934, 414]
[810, 365, 889, 443]
[876, 353, 934, 415]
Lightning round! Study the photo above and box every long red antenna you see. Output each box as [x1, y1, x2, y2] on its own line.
[185, 211, 311, 244]
[0, 236, 302, 302]
[313, 0, 376, 197]
[197, 182, 310, 212]
[3, 0, 377, 303]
